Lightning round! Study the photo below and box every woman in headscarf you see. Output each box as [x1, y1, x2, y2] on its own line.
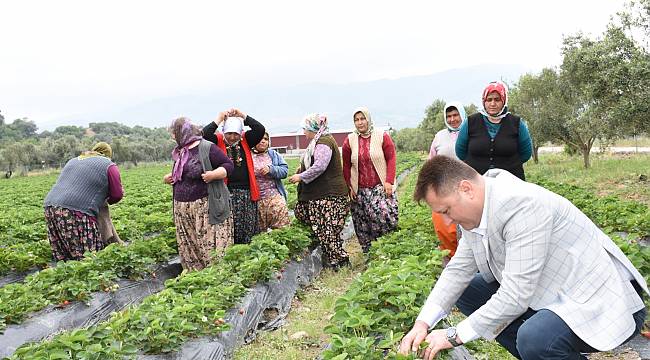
[252, 132, 290, 231]
[428, 102, 466, 261]
[163, 117, 234, 271]
[289, 113, 350, 270]
[455, 81, 533, 180]
[202, 108, 266, 244]
[44, 142, 124, 261]
[342, 107, 398, 253]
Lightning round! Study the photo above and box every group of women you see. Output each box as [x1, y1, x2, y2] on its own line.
[164, 107, 399, 271]
[43, 80, 532, 273]
[428, 81, 532, 261]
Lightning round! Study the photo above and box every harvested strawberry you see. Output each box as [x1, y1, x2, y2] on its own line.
[239, 308, 245, 315]
[642, 331, 650, 339]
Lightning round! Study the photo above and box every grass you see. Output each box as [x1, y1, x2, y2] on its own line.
[525, 153, 650, 206]
[598, 136, 650, 147]
[232, 240, 366, 360]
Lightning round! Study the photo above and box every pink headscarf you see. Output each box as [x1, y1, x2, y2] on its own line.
[480, 81, 510, 120]
[170, 118, 203, 183]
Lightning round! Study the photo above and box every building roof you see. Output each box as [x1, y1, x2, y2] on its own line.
[270, 125, 392, 137]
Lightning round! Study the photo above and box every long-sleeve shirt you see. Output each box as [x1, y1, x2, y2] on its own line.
[107, 164, 123, 204]
[173, 144, 234, 202]
[429, 130, 459, 159]
[455, 115, 532, 163]
[300, 144, 332, 184]
[202, 115, 265, 188]
[342, 132, 396, 189]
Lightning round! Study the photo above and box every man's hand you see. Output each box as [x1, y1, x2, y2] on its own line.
[288, 174, 301, 184]
[420, 329, 454, 360]
[384, 182, 393, 197]
[399, 321, 429, 355]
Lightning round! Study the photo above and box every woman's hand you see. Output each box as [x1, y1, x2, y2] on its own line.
[259, 165, 271, 176]
[349, 187, 357, 201]
[202, 167, 227, 183]
[288, 174, 302, 184]
[163, 173, 174, 185]
[227, 108, 247, 119]
[214, 111, 228, 126]
[384, 182, 394, 197]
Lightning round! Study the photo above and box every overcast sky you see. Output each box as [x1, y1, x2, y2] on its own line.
[0, 0, 627, 129]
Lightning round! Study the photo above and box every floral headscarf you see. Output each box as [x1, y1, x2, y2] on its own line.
[479, 81, 510, 120]
[352, 107, 374, 138]
[170, 117, 203, 183]
[301, 113, 329, 170]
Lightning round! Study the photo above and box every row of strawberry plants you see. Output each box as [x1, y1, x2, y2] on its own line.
[0, 165, 174, 275]
[530, 176, 650, 283]
[8, 222, 313, 359]
[0, 232, 177, 332]
[322, 165, 448, 359]
[322, 164, 511, 360]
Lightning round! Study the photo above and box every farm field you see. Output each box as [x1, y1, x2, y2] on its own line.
[237, 153, 650, 360]
[0, 152, 648, 359]
[525, 153, 650, 206]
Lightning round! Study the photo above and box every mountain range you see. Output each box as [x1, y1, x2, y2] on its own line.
[56, 63, 533, 133]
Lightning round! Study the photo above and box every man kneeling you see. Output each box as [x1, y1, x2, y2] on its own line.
[399, 156, 647, 360]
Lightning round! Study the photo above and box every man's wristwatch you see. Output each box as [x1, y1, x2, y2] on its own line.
[446, 327, 461, 347]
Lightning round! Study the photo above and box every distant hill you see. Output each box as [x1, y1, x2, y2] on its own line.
[56, 64, 532, 133]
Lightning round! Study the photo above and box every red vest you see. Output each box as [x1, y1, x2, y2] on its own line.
[216, 132, 260, 201]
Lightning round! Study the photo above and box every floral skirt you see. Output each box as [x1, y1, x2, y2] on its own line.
[173, 197, 234, 271]
[258, 194, 290, 231]
[45, 206, 114, 261]
[294, 195, 350, 266]
[229, 188, 260, 244]
[351, 184, 399, 253]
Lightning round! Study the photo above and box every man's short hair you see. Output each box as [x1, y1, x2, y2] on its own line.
[414, 155, 479, 201]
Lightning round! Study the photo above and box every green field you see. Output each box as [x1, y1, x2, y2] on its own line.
[0, 153, 647, 359]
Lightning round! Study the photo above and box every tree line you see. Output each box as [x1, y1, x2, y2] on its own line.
[0, 115, 175, 176]
[394, 0, 650, 168]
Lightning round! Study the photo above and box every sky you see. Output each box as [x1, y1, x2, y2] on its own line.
[0, 0, 628, 130]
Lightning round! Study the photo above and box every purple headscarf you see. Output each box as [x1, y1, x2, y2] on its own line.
[170, 118, 203, 183]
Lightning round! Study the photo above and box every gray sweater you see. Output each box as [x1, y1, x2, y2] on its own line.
[44, 156, 113, 217]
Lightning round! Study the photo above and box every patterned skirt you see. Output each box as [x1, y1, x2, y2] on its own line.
[173, 197, 234, 271]
[294, 195, 350, 267]
[351, 184, 399, 253]
[229, 188, 260, 244]
[258, 194, 290, 231]
[45, 206, 114, 262]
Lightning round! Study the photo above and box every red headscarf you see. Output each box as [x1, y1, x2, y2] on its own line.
[480, 81, 509, 119]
